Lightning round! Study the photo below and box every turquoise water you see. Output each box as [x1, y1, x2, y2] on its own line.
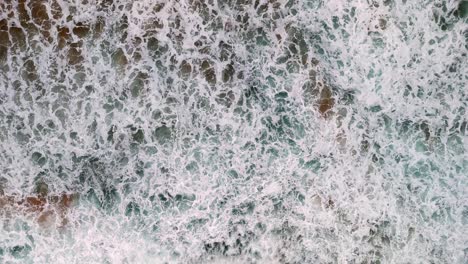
[0, 0, 467, 263]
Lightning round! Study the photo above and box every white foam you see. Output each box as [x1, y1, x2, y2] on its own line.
[0, 0, 466, 262]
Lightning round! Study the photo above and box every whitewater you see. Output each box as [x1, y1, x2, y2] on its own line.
[0, 0, 467, 263]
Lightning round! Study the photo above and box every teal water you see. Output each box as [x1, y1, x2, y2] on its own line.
[0, 0, 467, 263]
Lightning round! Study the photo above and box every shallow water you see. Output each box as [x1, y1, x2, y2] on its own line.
[0, 0, 467, 263]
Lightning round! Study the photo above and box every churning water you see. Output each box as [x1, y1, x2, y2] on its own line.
[0, 0, 467, 263]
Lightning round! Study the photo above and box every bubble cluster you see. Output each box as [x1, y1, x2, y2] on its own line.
[0, 0, 466, 263]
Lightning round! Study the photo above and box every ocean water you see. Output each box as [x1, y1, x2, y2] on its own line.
[0, 0, 467, 263]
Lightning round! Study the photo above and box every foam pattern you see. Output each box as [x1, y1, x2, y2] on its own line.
[0, 0, 467, 263]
